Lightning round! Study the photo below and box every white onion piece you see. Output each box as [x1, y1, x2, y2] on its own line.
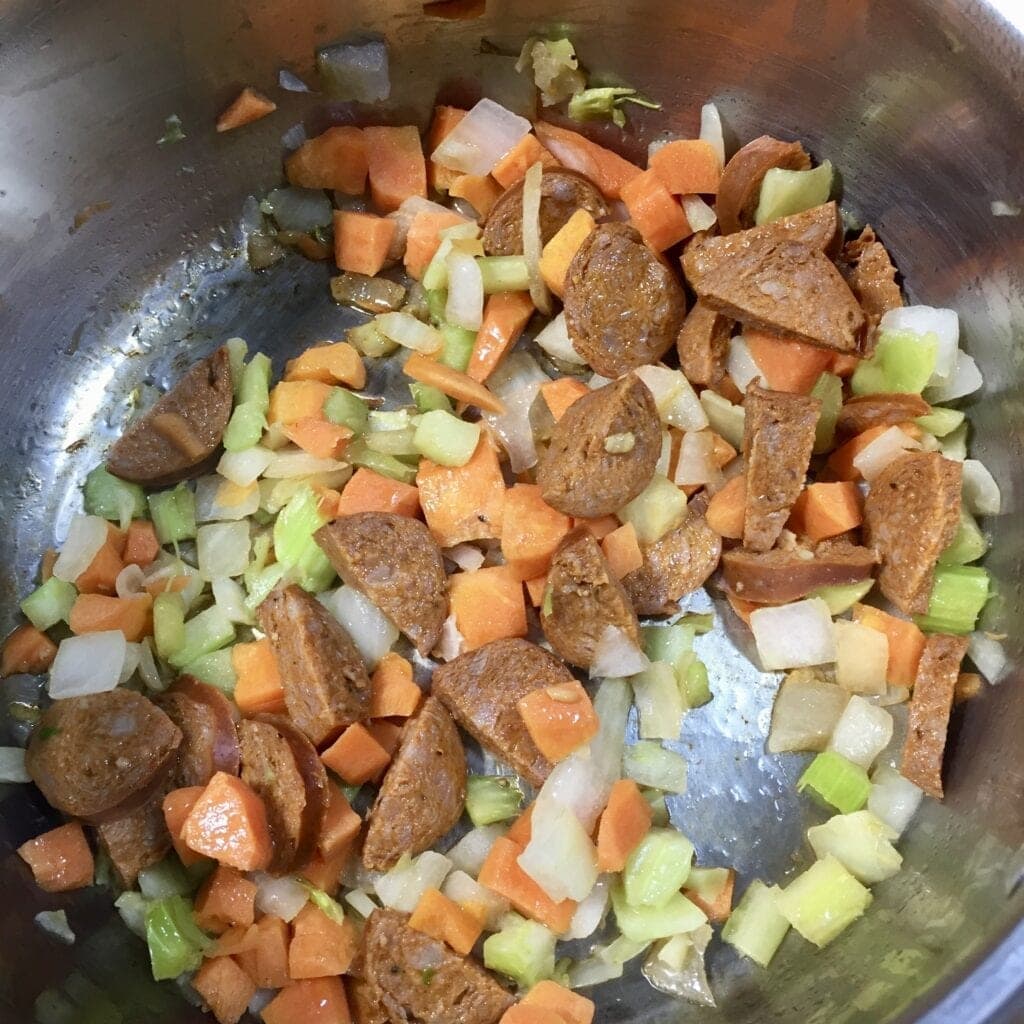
[656, 431, 673, 477]
[316, 35, 390, 103]
[522, 161, 552, 315]
[925, 350, 983, 402]
[445, 544, 486, 572]
[537, 751, 612, 833]
[535, 312, 585, 365]
[52, 515, 109, 583]
[727, 336, 762, 392]
[435, 613, 465, 663]
[853, 426, 921, 482]
[375, 851, 453, 912]
[136, 639, 165, 692]
[49, 631, 127, 699]
[320, 585, 398, 669]
[446, 825, 507, 877]
[590, 678, 632, 786]
[278, 69, 310, 93]
[565, 875, 612, 940]
[217, 446, 274, 487]
[590, 625, 650, 679]
[254, 873, 308, 922]
[213, 576, 256, 625]
[589, 372, 613, 390]
[962, 459, 1001, 515]
[344, 889, 380, 919]
[674, 430, 722, 489]
[387, 196, 461, 260]
[834, 620, 888, 695]
[633, 365, 709, 431]
[482, 351, 549, 473]
[35, 909, 75, 945]
[569, 956, 624, 988]
[643, 926, 715, 1007]
[647, 136, 677, 161]
[115, 563, 146, 598]
[868, 766, 924, 835]
[0, 746, 31, 783]
[700, 102, 726, 167]
[880, 306, 959, 383]
[828, 696, 893, 769]
[119, 643, 142, 686]
[144, 553, 204, 612]
[376, 311, 444, 354]
[262, 449, 347, 480]
[445, 252, 485, 331]
[518, 798, 598, 903]
[262, 186, 333, 232]
[196, 522, 251, 581]
[442, 870, 510, 931]
[768, 672, 849, 753]
[431, 98, 532, 175]
[681, 195, 718, 232]
[195, 475, 260, 522]
[968, 632, 1007, 684]
[751, 599, 836, 671]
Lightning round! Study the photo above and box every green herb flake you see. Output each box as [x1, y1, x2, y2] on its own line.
[421, 967, 437, 986]
[157, 115, 186, 147]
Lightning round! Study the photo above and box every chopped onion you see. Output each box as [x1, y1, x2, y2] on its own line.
[196, 475, 260, 522]
[49, 631, 127, 699]
[52, 515, 109, 583]
[213, 577, 256, 625]
[218, 446, 274, 487]
[446, 824, 507, 877]
[565, 875, 611, 939]
[35, 909, 75, 945]
[537, 752, 612, 833]
[445, 544, 486, 572]
[115, 563, 146, 599]
[700, 102, 726, 166]
[136, 639, 165, 692]
[834, 620, 888, 695]
[962, 459, 1001, 515]
[442, 870, 510, 930]
[431, 98, 532, 175]
[674, 430, 723, 489]
[535, 312, 585, 365]
[518, 797, 599, 903]
[0, 746, 30, 783]
[261, 187, 333, 232]
[591, 625, 650, 678]
[263, 448, 347, 480]
[632, 365, 708, 431]
[969, 631, 1007, 684]
[144, 551, 204, 611]
[375, 851, 452, 912]
[254, 873, 308, 922]
[319, 585, 398, 669]
[643, 925, 715, 1007]
[828, 696, 893, 769]
[445, 251, 485, 331]
[387, 196, 461, 260]
[280, 123, 307, 152]
[278, 68, 310, 93]
[880, 306, 959, 383]
[568, 956, 624, 988]
[332, 272, 406, 314]
[522, 161, 552, 315]
[590, 678, 632, 786]
[727, 336, 762, 392]
[196, 522, 251, 581]
[316, 33, 390, 103]
[119, 642, 142, 686]
[344, 889, 380, 919]
[482, 352, 550, 472]
[681, 195, 718, 232]
[435, 613, 465, 662]
[853, 426, 921, 482]
[868, 766, 924, 835]
[751, 599, 837, 671]
[376, 311, 443, 354]
[925, 350, 983, 401]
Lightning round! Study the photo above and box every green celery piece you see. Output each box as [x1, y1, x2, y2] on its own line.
[222, 401, 266, 452]
[721, 880, 790, 967]
[300, 880, 346, 923]
[347, 438, 419, 484]
[915, 406, 965, 437]
[347, 320, 398, 358]
[809, 579, 875, 615]
[148, 485, 196, 544]
[168, 606, 235, 670]
[367, 409, 413, 432]
[677, 612, 714, 634]
[939, 510, 988, 565]
[323, 388, 369, 434]
[365, 427, 419, 458]
[153, 592, 186, 661]
[517, 37, 585, 106]
[700, 391, 745, 450]
[568, 87, 660, 129]
[144, 896, 211, 981]
[806, 811, 902, 885]
[624, 742, 688, 795]
[915, 565, 989, 634]
[755, 161, 834, 225]
[438, 325, 476, 373]
[182, 648, 237, 696]
[939, 422, 968, 461]
[137, 858, 194, 900]
[631, 661, 684, 740]
[244, 563, 287, 612]
[226, 337, 248, 399]
[622, 828, 695, 908]
[775, 854, 872, 947]
[618, 474, 687, 544]
[642, 623, 696, 669]
[476, 256, 531, 294]
[810, 372, 843, 454]
[640, 787, 670, 827]
[483, 914, 556, 989]
[851, 329, 937, 396]
[273, 484, 333, 592]
[410, 383, 453, 414]
[83, 466, 146, 526]
[238, 352, 272, 410]
[425, 288, 448, 327]
[683, 659, 712, 708]
[797, 751, 871, 814]
[21, 577, 76, 631]
[465, 775, 524, 827]
[685, 866, 731, 903]
[611, 884, 705, 943]
[413, 411, 480, 467]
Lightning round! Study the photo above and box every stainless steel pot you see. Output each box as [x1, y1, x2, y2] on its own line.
[1, 1, 1022, 1021]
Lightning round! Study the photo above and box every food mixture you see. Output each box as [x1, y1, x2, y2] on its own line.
[1, 31, 1003, 1024]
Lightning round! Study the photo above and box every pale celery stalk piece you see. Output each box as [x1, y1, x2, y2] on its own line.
[483, 913, 556, 989]
[622, 828, 695, 908]
[631, 661, 685, 740]
[618, 474, 687, 544]
[806, 810, 903, 884]
[699, 390, 745, 450]
[809, 579, 874, 615]
[755, 161, 834, 224]
[624, 742, 688, 794]
[413, 410, 481, 467]
[721, 880, 790, 967]
[611, 884, 706, 943]
[775, 854, 872, 947]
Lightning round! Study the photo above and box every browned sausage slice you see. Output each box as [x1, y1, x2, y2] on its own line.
[536, 375, 661, 518]
[315, 513, 448, 657]
[841, 226, 903, 328]
[156, 676, 240, 789]
[623, 494, 723, 615]
[564, 222, 687, 377]
[345, 978, 389, 1024]
[432, 638, 566, 786]
[863, 451, 962, 615]
[900, 633, 969, 798]
[541, 528, 641, 670]
[257, 584, 371, 747]
[239, 715, 328, 874]
[362, 697, 466, 872]
[26, 690, 182, 824]
[96, 790, 171, 889]
[836, 393, 930, 436]
[715, 135, 811, 235]
[364, 909, 514, 1024]
[676, 300, 733, 388]
[743, 384, 821, 552]
[107, 347, 233, 486]
[482, 168, 608, 256]
[721, 541, 877, 604]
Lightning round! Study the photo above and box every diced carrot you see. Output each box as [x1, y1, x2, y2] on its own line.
[121, 520, 160, 568]
[621, 169, 693, 252]
[369, 652, 423, 718]
[193, 955, 256, 1024]
[491, 133, 559, 189]
[163, 786, 208, 867]
[506, 804, 534, 846]
[181, 772, 273, 872]
[427, 105, 468, 193]
[68, 592, 153, 642]
[517, 680, 599, 763]
[2, 624, 57, 677]
[313, 485, 344, 519]
[449, 174, 504, 218]
[337, 467, 420, 518]
[684, 868, 735, 923]
[648, 138, 722, 195]
[899, 420, 924, 441]
[262, 977, 351, 1024]
[408, 887, 484, 956]
[825, 425, 890, 482]
[366, 720, 404, 756]
[601, 522, 644, 580]
[320, 781, 363, 861]
[449, 565, 528, 651]
[404, 208, 471, 279]
[17, 823, 94, 893]
[219, 480, 259, 510]
[541, 377, 589, 422]
[788, 481, 863, 541]
[745, 329, 834, 395]
[103, 522, 128, 556]
[232, 638, 286, 715]
[194, 865, 258, 935]
[533, 123, 643, 200]
[75, 540, 124, 596]
[468, 292, 535, 383]
[853, 603, 926, 688]
[726, 593, 758, 627]
[572, 515, 620, 540]
[288, 903, 359, 979]
[282, 417, 354, 460]
[296, 850, 350, 893]
[210, 924, 259, 959]
[404, 352, 505, 414]
[521, 979, 596, 1024]
[41, 548, 58, 582]
[501, 484, 573, 580]
[333, 210, 397, 278]
[831, 352, 861, 377]
[525, 573, 549, 607]
[268, 380, 332, 425]
[539, 209, 597, 297]
[417, 433, 506, 546]
[286, 341, 367, 390]
[478, 837, 576, 932]
[705, 474, 747, 539]
[143, 574, 190, 600]
[286, 127, 368, 195]
[236, 916, 291, 990]
[321, 723, 391, 785]
[709, 431, 738, 468]
[955, 672, 984, 704]
[501, 1006, 562, 1024]
[216, 86, 276, 134]
[595, 779, 652, 872]
[364, 126, 427, 213]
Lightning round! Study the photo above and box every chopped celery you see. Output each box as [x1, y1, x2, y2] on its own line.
[323, 387, 369, 434]
[809, 579, 875, 615]
[300, 880, 346, 923]
[516, 37, 586, 106]
[148, 485, 196, 544]
[851, 330, 937, 396]
[754, 161, 834, 225]
[368, 409, 413, 432]
[797, 751, 870, 814]
[226, 337, 248, 396]
[642, 623, 696, 670]
[568, 86, 660, 129]
[182, 647, 236, 696]
[699, 390, 745, 450]
[678, 612, 714, 635]
[685, 866, 731, 904]
[641, 788, 670, 827]
[83, 466, 146, 526]
[222, 401, 267, 452]
[915, 565, 989, 634]
[810, 372, 843, 454]
[438, 325, 476, 373]
[631, 661, 684, 740]
[347, 438, 419, 484]
[465, 775, 524, 826]
[426, 288, 448, 326]
[683, 660, 712, 708]
[115, 891, 150, 938]
[144, 896, 210, 981]
[939, 421, 968, 461]
[138, 859, 194, 900]
[806, 811, 902, 884]
[167, 605, 235, 670]
[483, 913, 556, 989]
[624, 742, 688, 794]
[721, 880, 790, 967]
[153, 592, 186, 661]
[365, 427, 420, 457]
[410, 383, 452, 414]
[916, 406, 965, 437]
[273, 485, 335, 592]
[939, 510, 988, 565]
[21, 577, 76, 631]
[618, 474, 687, 544]
[611, 884, 706, 943]
[245, 564, 286, 612]
[239, 352, 272, 410]
[775, 854, 872, 947]
[477, 255, 531, 293]
[347, 320, 398, 358]
[622, 828, 694, 908]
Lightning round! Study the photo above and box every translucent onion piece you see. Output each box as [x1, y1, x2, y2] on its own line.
[376, 311, 444, 354]
[431, 98, 532, 175]
[319, 585, 398, 669]
[52, 515, 109, 583]
[591, 625, 650, 678]
[681, 195, 718, 232]
[217, 447, 274, 487]
[522, 161, 552, 315]
[0, 746, 31, 783]
[445, 252, 485, 331]
[700, 102, 726, 166]
[962, 458, 1001, 515]
[254, 873, 309, 922]
[49, 631, 128, 699]
[853, 426, 921, 482]
[727, 336, 762, 392]
[751, 599, 837, 671]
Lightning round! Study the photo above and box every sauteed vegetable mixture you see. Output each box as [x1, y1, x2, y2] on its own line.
[3, 33, 1003, 1024]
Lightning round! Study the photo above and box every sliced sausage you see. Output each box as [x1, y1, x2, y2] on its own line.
[239, 715, 328, 874]
[715, 135, 812, 235]
[315, 513, 448, 657]
[841, 226, 903, 328]
[156, 676, 240, 789]
[863, 451, 962, 615]
[26, 690, 182, 824]
[743, 384, 821, 552]
[564, 222, 687, 377]
[107, 347, 233, 486]
[362, 697, 466, 871]
[721, 541, 877, 604]
[900, 633, 969, 799]
[623, 493, 723, 615]
[96, 790, 171, 889]
[541, 528, 641, 670]
[536, 375, 661, 518]
[346, 978, 389, 1024]
[836, 393, 930, 436]
[482, 168, 608, 256]
[432, 638, 568, 786]
[676, 301, 733, 388]
[364, 909, 514, 1024]
[257, 584, 371, 747]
